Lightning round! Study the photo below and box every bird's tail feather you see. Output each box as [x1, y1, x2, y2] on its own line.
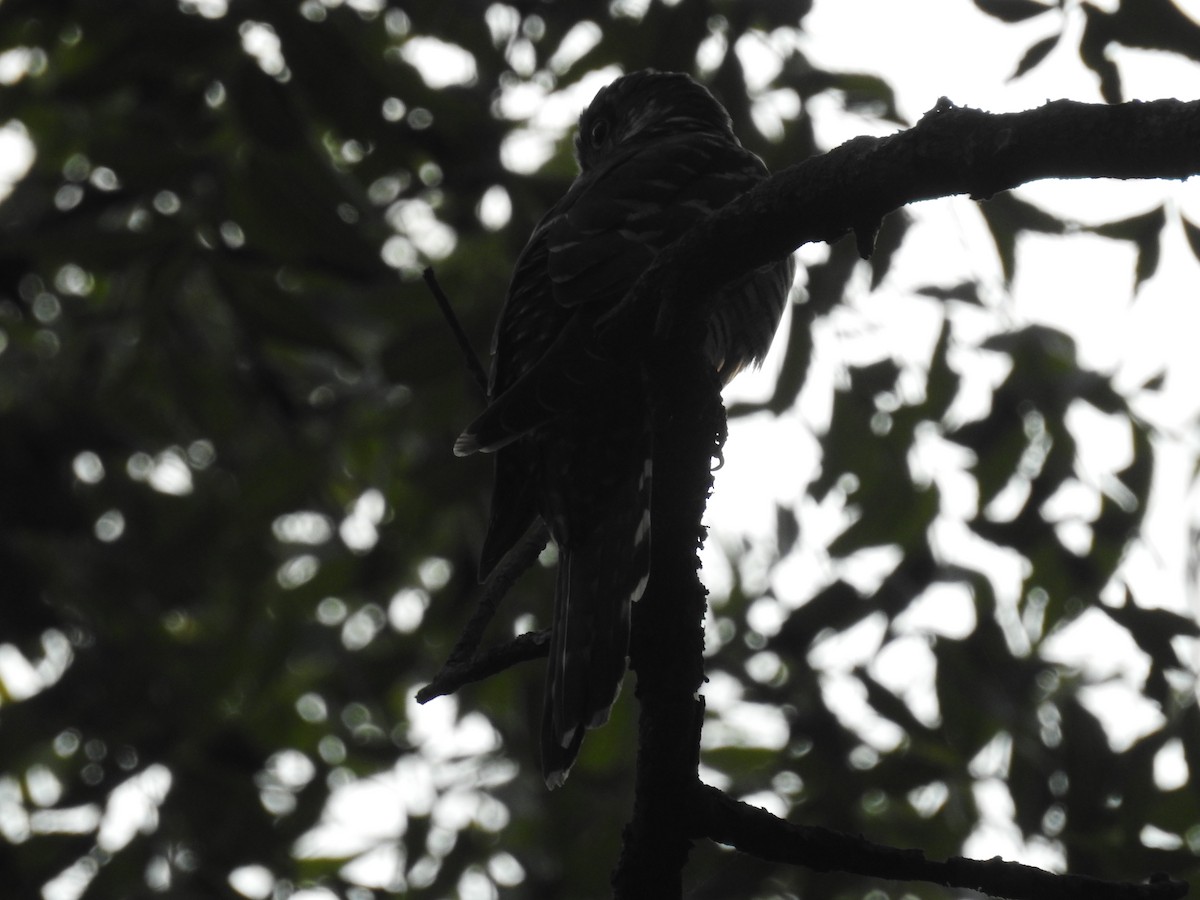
[541, 458, 651, 788]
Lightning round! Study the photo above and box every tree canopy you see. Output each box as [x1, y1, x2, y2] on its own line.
[0, 1, 1198, 898]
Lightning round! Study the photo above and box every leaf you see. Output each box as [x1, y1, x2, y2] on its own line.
[1115, 410, 1155, 508]
[828, 481, 938, 557]
[749, 299, 815, 416]
[775, 502, 800, 558]
[849, 357, 902, 397]
[982, 323, 1076, 367]
[922, 316, 959, 422]
[823, 71, 904, 124]
[1086, 206, 1166, 289]
[1104, 589, 1199, 705]
[945, 402, 1026, 506]
[1138, 371, 1166, 392]
[702, 745, 787, 777]
[1080, 7, 1124, 103]
[1108, 593, 1200, 645]
[857, 667, 936, 738]
[1059, 697, 1120, 822]
[916, 281, 984, 305]
[807, 234, 861, 317]
[974, 0, 1055, 23]
[1010, 34, 1059, 80]
[978, 192, 1068, 284]
[1182, 216, 1200, 262]
[771, 581, 868, 657]
[869, 209, 912, 289]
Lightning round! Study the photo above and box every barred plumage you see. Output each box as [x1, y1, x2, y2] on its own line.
[456, 70, 794, 787]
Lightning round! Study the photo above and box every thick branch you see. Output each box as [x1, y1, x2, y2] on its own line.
[607, 97, 1200, 339]
[497, 99, 1200, 423]
[696, 784, 1189, 900]
[612, 326, 725, 898]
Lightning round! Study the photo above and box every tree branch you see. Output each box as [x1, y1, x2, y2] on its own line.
[610, 97, 1200, 340]
[695, 784, 1189, 900]
[416, 522, 549, 702]
[612, 314, 726, 898]
[605, 96, 1200, 899]
[489, 99, 1200, 440]
[415, 627, 549, 703]
[443, 96, 1200, 896]
[423, 266, 489, 393]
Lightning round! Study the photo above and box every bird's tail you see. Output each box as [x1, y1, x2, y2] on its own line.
[541, 456, 651, 788]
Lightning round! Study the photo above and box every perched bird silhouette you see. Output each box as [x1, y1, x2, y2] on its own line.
[455, 70, 794, 787]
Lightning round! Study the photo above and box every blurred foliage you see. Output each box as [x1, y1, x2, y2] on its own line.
[0, 1, 1197, 899]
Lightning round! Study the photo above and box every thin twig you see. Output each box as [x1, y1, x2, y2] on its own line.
[423, 266, 489, 393]
[416, 521, 550, 703]
[416, 628, 550, 703]
[696, 784, 1189, 900]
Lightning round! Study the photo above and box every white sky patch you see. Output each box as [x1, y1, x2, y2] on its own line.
[695, 26, 727, 76]
[182, 0, 229, 17]
[0, 47, 36, 84]
[493, 80, 550, 121]
[97, 765, 172, 853]
[0, 44, 48, 89]
[819, 672, 905, 752]
[807, 612, 887, 673]
[294, 769, 411, 859]
[965, 778, 1066, 871]
[273, 511, 334, 545]
[400, 37, 478, 88]
[484, 4, 520, 45]
[296, 692, 514, 888]
[496, 67, 620, 174]
[1154, 738, 1189, 791]
[477, 184, 512, 231]
[1077, 682, 1167, 752]
[0, 646, 38, 703]
[0, 631, 74, 705]
[406, 692, 501, 762]
[277, 554, 319, 590]
[894, 581, 977, 640]
[387, 198, 456, 259]
[704, 702, 789, 751]
[229, 864, 274, 899]
[389, 588, 429, 633]
[1040, 607, 1149, 683]
[734, 31, 784, 91]
[547, 20, 602, 74]
[500, 128, 557, 175]
[870, 634, 941, 726]
[126, 448, 194, 496]
[0, 120, 33, 202]
[340, 488, 386, 552]
[239, 21, 287, 79]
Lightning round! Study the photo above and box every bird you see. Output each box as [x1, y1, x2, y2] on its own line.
[455, 70, 794, 787]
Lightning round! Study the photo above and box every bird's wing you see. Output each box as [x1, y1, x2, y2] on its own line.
[456, 133, 769, 457]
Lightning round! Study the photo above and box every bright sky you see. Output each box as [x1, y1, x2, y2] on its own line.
[710, 0, 1200, 871]
[718, 1, 1200, 607]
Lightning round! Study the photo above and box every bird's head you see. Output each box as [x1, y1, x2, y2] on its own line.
[574, 70, 738, 171]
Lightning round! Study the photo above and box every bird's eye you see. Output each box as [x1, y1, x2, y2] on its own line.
[589, 118, 610, 148]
